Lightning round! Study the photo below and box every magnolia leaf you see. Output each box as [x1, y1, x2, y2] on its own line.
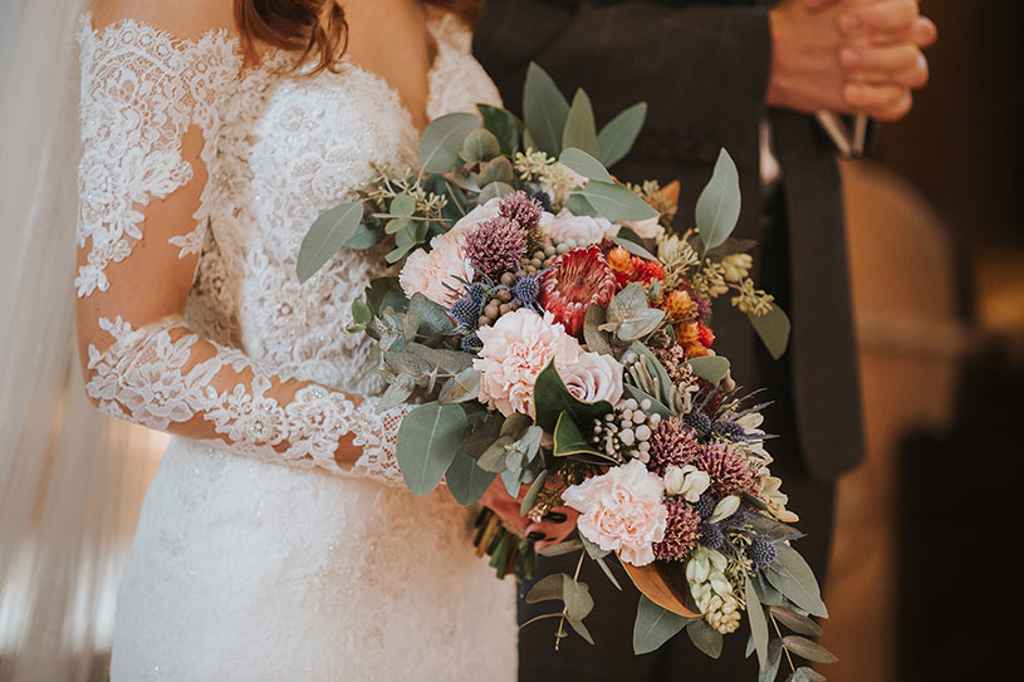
[523, 63, 570, 156]
[770, 606, 823, 638]
[633, 596, 691, 655]
[567, 618, 596, 646]
[519, 469, 549, 516]
[686, 620, 724, 659]
[597, 102, 648, 167]
[746, 577, 770, 670]
[478, 104, 522, 156]
[562, 89, 599, 156]
[395, 403, 467, 495]
[439, 367, 481, 404]
[760, 639, 784, 682]
[786, 667, 827, 682]
[696, 149, 742, 253]
[616, 308, 666, 342]
[709, 495, 741, 523]
[538, 539, 584, 557]
[478, 181, 516, 204]
[611, 237, 658, 261]
[532, 361, 614, 432]
[783, 636, 838, 664]
[688, 356, 731, 384]
[621, 562, 700, 619]
[553, 412, 607, 459]
[461, 128, 501, 163]
[750, 306, 791, 360]
[297, 201, 364, 283]
[559, 147, 614, 183]
[420, 112, 479, 173]
[526, 573, 567, 604]
[344, 223, 381, 250]
[583, 305, 615, 356]
[446, 452, 496, 505]
[571, 181, 657, 222]
[562, 576, 595, 622]
[764, 545, 828, 618]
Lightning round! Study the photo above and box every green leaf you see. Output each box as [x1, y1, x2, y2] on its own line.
[696, 149, 742, 253]
[746, 577, 770, 670]
[571, 181, 658, 223]
[566, 193, 599, 217]
[439, 367, 481, 404]
[764, 545, 828, 618]
[477, 156, 515, 186]
[598, 102, 648, 167]
[420, 112, 480, 173]
[386, 217, 412, 235]
[446, 452, 496, 505]
[407, 294, 456, 337]
[611, 237, 658, 261]
[607, 283, 651, 324]
[519, 470, 549, 516]
[385, 241, 419, 264]
[523, 62, 570, 156]
[770, 606, 823, 638]
[783, 636, 838, 664]
[760, 639, 784, 682]
[567, 618, 596, 645]
[390, 194, 416, 218]
[687, 356, 731, 384]
[478, 181, 516, 204]
[297, 201, 365, 283]
[562, 89, 599, 156]
[580, 535, 611, 560]
[559, 147, 614, 183]
[478, 104, 522, 156]
[377, 374, 416, 411]
[624, 384, 674, 419]
[537, 539, 584, 557]
[583, 305, 615, 356]
[709, 495, 740, 523]
[351, 300, 373, 327]
[461, 128, 501, 163]
[633, 596, 691, 655]
[616, 308, 666, 342]
[562, 576, 594, 621]
[553, 412, 606, 459]
[462, 409, 505, 459]
[395, 403, 467, 495]
[526, 574, 567, 604]
[750, 305, 791, 360]
[344, 223, 381, 250]
[532, 361, 614, 432]
[366, 277, 408, 316]
[786, 667, 827, 682]
[686, 619, 724, 659]
[628, 342, 676, 404]
[592, 554, 623, 591]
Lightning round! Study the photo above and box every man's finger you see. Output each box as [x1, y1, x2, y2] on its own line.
[840, 0, 919, 35]
[844, 82, 907, 111]
[840, 43, 920, 73]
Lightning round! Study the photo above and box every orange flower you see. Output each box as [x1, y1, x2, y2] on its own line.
[676, 321, 700, 347]
[686, 344, 711, 358]
[607, 246, 634, 275]
[698, 323, 716, 348]
[664, 290, 696, 320]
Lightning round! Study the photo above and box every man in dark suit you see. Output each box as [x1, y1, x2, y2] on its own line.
[474, 0, 936, 678]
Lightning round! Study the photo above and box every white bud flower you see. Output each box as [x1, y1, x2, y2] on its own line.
[663, 464, 712, 502]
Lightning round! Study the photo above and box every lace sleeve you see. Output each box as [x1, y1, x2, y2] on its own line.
[75, 14, 411, 487]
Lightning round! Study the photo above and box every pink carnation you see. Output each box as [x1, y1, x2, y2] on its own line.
[398, 233, 474, 308]
[473, 309, 582, 417]
[562, 460, 669, 567]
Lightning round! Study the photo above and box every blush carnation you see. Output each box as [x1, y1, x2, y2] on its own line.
[559, 351, 624, 406]
[399, 233, 474, 307]
[473, 309, 582, 417]
[562, 460, 668, 567]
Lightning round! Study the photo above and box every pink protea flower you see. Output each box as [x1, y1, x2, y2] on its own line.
[647, 417, 705, 476]
[464, 216, 527, 279]
[540, 245, 617, 336]
[498, 191, 543, 229]
[653, 498, 701, 562]
[562, 459, 668, 567]
[697, 445, 759, 496]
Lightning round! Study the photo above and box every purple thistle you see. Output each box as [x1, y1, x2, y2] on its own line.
[460, 333, 484, 353]
[512, 275, 541, 310]
[699, 522, 727, 551]
[654, 499, 701, 563]
[697, 445, 759, 497]
[647, 417, 705, 476]
[749, 538, 778, 570]
[464, 217, 527, 279]
[498, 191, 543, 229]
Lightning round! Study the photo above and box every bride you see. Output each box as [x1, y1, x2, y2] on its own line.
[76, 0, 574, 678]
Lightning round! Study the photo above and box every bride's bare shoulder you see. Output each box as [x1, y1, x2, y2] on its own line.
[89, 0, 236, 38]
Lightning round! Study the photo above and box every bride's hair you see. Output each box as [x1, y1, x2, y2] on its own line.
[235, 1, 483, 74]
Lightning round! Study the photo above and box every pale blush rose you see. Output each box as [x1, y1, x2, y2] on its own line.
[473, 309, 582, 417]
[559, 351, 624, 406]
[622, 215, 665, 240]
[540, 209, 620, 246]
[562, 459, 668, 567]
[399, 233, 474, 307]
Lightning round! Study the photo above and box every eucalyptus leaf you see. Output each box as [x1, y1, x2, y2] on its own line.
[770, 606, 823, 638]
[390, 194, 416, 218]
[420, 112, 480, 173]
[686, 619, 723, 659]
[385, 241, 419, 264]
[523, 62, 570, 156]
[688, 356, 732, 384]
[351, 300, 373, 327]
[377, 375, 416, 412]
[592, 554, 623, 591]
[616, 308, 666, 342]
[571, 181, 658, 222]
[407, 295, 456, 337]
[395, 403, 467, 495]
[628, 342, 676, 403]
[633, 596, 691, 655]
[477, 435, 515, 473]
[478, 104, 522, 156]
[477, 156, 515, 186]
[297, 201, 364, 283]
[501, 466, 523, 496]
[526, 574, 566, 604]
[562, 575, 595, 622]
[764, 545, 828, 618]
[786, 667, 827, 682]
[580, 535, 611, 560]
[696, 149, 742, 253]
[567, 618, 596, 646]
[439, 367, 481, 404]
[462, 410, 505, 459]
[566, 193, 599, 217]
[446, 452, 496, 505]
[611, 236, 658, 261]
[478, 181, 516, 204]
[607, 283, 651, 325]
[783, 636, 838, 664]
[385, 218, 412, 235]
[760, 639, 784, 682]
[597, 101, 648, 167]
[519, 470, 549, 516]
[559, 147, 614, 183]
[537, 539, 584, 557]
[343, 223, 381, 250]
[746, 577, 770, 670]
[750, 305, 791, 360]
[583, 305, 615, 356]
[461, 128, 501, 163]
[562, 89, 599, 156]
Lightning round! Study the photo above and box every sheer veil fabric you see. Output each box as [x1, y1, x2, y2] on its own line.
[0, 1, 168, 679]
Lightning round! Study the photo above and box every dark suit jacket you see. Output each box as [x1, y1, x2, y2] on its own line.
[474, 0, 864, 481]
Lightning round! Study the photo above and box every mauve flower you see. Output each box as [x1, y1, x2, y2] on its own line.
[399, 232, 474, 308]
[562, 459, 668, 567]
[540, 209, 619, 246]
[473, 309, 582, 417]
[560, 351, 624, 406]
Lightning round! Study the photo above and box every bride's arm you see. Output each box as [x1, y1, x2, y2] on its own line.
[76, 2, 410, 483]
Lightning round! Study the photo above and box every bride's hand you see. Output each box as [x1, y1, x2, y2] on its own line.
[479, 478, 579, 552]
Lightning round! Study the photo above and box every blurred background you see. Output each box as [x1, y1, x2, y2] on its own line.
[0, 0, 1021, 681]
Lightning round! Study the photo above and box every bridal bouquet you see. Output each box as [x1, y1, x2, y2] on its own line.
[297, 64, 836, 680]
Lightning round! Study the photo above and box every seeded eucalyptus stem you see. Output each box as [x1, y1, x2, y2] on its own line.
[554, 551, 586, 652]
[770, 611, 797, 675]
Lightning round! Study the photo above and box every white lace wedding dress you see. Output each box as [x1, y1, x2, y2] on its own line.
[76, 10, 515, 681]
